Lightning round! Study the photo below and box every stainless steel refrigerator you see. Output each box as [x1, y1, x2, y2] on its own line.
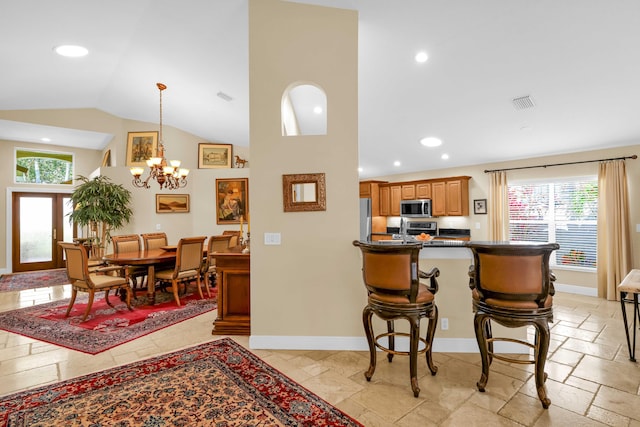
[359, 198, 371, 241]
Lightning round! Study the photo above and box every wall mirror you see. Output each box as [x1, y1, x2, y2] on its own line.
[282, 173, 326, 212]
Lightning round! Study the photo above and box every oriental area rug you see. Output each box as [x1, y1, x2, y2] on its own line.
[0, 268, 69, 292]
[0, 338, 363, 427]
[0, 291, 216, 354]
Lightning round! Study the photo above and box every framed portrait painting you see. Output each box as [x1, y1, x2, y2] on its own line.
[216, 178, 248, 224]
[156, 194, 190, 213]
[199, 143, 232, 169]
[126, 131, 158, 167]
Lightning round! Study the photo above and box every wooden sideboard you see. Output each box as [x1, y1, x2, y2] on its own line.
[211, 252, 250, 335]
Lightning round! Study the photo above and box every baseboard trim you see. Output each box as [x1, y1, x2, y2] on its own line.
[249, 336, 526, 353]
[555, 283, 597, 296]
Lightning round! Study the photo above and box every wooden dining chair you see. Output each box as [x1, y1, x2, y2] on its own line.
[202, 235, 233, 291]
[155, 236, 207, 306]
[222, 230, 241, 248]
[111, 234, 147, 294]
[59, 242, 133, 321]
[141, 232, 168, 250]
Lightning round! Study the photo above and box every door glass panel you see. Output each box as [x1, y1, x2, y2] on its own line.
[62, 197, 73, 243]
[20, 197, 52, 263]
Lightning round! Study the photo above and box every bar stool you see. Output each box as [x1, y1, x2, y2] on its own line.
[467, 241, 559, 409]
[618, 269, 640, 362]
[353, 240, 440, 397]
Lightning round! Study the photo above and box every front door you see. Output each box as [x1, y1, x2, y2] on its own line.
[11, 192, 74, 272]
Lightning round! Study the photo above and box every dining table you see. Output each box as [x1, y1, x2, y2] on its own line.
[103, 246, 188, 305]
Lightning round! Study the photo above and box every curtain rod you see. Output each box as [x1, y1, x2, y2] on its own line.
[484, 155, 637, 173]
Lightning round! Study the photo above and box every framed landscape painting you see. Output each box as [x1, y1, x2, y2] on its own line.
[156, 194, 190, 213]
[199, 143, 232, 169]
[126, 131, 158, 167]
[216, 178, 248, 224]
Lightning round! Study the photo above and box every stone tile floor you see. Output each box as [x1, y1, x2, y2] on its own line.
[0, 286, 639, 426]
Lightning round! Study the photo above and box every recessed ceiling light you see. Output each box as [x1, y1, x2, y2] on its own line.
[358, 167, 363, 173]
[54, 45, 89, 57]
[415, 51, 428, 63]
[420, 137, 442, 147]
[313, 106, 323, 114]
[41, 137, 51, 142]
[394, 161, 401, 167]
[441, 153, 449, 160]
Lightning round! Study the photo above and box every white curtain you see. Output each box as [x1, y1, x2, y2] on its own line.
[488, 171, 509, 241]
[597, 160, 632, 300]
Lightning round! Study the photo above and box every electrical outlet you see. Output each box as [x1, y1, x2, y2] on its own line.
[156, 223, 161, 230]
[441, 318, 449, 330]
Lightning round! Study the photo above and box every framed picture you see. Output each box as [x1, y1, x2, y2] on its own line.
[216, 178, 248, 224]
[199, 143, 232, 169]
[474, 199, 487, 215]
[126, 131, 158, 167]
[156, 194, 190, 213]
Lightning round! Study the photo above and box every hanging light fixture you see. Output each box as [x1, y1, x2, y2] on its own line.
[130, 83, 189, 190]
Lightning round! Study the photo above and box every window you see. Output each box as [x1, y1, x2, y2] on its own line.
[15, 149, 73, 185]
[508, 177, 598, 269]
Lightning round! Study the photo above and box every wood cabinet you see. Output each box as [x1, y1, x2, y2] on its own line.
[359, 180, 385, 216]
[416, 182, 431, 199]
[363, 176, 470, 217]
[390, 185, 402, 216]
[431, 177, 470, 216]
[379, 185, 390, 216]
[212, 253, 250, 336]
[431, 182, 446, 216]
[401, 184, 415, 200]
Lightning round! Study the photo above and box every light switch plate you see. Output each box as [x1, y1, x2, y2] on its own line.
[264, 232, 281, 245]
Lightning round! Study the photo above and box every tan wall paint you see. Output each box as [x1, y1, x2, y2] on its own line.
[248, 0, 363, 341]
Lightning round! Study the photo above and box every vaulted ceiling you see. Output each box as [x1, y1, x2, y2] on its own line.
[2, 0, 639, 178]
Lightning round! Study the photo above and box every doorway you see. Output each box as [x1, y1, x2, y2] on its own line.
[11, 192, 74, 272]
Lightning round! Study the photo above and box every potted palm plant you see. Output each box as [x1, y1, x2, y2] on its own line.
[68, 175, 133, 259]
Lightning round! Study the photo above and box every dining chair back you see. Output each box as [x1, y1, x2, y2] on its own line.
[111, 234, 147, 292]
[202, 235, 233, 289]
[155, 236, 207, 306]
[222, 230, 241, 248]
[59, 241, 132, 321]
[141, 232, 168, 250]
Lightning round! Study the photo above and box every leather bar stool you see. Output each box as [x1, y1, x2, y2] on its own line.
[353, 240, 440, 397]
[467, 241, 559, 409]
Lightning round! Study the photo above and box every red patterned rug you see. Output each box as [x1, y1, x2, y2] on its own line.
[0, 268, 69, 292]
[0, 290, 216, 354]
[0, 338, 363, 427]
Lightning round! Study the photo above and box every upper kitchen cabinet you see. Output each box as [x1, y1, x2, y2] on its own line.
[401, 184, 415, 200]
[359, 180, 386, 216]
[379, 185, 390, 216]
[390, 184, 402, 216]
[431, 177, 470, 216]
[416, 182, 431, 199]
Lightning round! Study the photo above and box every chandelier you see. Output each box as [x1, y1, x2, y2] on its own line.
[130, 83, 189, 190]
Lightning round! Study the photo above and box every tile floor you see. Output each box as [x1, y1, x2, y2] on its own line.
[1, 286, 639, 426]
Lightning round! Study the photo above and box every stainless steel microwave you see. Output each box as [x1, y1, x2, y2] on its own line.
[400, 199, 432, 217]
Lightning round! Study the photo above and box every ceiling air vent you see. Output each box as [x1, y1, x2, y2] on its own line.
[512, 95, 535, 110]
[217, 91, 233, 102]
